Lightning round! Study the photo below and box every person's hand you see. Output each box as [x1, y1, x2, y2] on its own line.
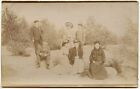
[92, 60, 96, 63]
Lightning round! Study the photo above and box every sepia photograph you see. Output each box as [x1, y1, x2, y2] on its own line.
[1, 1, 138, 87]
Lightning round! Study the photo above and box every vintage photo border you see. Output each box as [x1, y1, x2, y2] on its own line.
[1, 0, 139, 88]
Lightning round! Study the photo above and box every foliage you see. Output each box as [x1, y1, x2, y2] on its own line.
[122, 18, 138, 48]
[2, 7, 30, 56]
[39, 20, 62, 50]
[121, 18, 138, 68]
[84, 17, 118, 45]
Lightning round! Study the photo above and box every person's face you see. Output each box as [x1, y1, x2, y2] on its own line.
[94, 43, 100, 49]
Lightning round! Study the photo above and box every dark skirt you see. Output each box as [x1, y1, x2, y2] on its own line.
[89, 62, 108, 80]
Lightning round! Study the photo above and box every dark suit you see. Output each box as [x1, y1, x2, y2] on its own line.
[68, 44, 84, 65]
[78, 42, 83, 59]
[30, 26, 43, 67]
[76, 30, 85, 59]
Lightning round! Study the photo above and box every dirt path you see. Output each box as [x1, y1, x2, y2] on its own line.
[1, 45, 137, 87]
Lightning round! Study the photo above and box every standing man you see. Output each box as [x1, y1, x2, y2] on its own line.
[30, 20, 43, 68]
[76, 24, 85, 59]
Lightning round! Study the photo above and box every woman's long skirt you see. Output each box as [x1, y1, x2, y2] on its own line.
[89, 62, 108, 80]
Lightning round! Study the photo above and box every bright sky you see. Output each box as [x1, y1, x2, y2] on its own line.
[3, 2, 138, 37]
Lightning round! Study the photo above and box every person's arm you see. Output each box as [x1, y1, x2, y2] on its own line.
[75, 31, 78, 41]
[82, 30, 86, 45]
[101, 49, 106, 64]
[89, 49, 94, 63]
[30, 27, 34, 42]
[73, 47, 77, 57]
[40, 27, 44, 42]
[46, 46, 50, 55]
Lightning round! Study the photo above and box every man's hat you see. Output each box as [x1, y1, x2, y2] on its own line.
[65, 22, 73, 28]
[34, 20, 39, 23]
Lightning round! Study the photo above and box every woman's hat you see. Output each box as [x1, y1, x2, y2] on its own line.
[94, 41, 100, 44]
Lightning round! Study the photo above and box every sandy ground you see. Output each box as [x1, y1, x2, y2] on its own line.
[1, 45, 137, 87]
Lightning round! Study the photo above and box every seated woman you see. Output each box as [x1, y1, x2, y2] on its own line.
[88, 41, 108, 80]
[51, 41, 73, 75]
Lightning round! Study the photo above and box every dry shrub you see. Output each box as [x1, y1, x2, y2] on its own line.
[85, 17, 118, 45]
[2, 7, 30, 56]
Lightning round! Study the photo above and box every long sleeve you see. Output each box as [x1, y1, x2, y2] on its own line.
[82, 30, 86, 44]
[89, 49, 94, 63]
[75, 31, 78, 41]
[101, 49, 105, 64]
[40, 28, 43, 42]
[30, 27, 34, 41]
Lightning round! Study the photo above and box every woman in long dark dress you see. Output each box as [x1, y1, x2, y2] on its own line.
[88, 41, 108, 80]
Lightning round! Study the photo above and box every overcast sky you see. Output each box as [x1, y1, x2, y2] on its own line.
[3, 2, 138, 37]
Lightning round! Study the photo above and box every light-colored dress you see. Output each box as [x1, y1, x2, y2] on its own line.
[72, 56, 85, 74]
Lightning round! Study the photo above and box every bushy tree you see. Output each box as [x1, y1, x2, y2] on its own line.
[39, 20, 62, 50]
[122, 18, 138, 48]
[2, 7, 30, 56]
[121, 18, 138, 67]
[2, 7, 19, 45]
[84, 17, 118, 45]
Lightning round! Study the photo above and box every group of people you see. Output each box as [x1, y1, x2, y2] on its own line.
[30, 20, 108, 80]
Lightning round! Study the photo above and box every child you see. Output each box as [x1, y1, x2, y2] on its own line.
[39, 41, 50, 69]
